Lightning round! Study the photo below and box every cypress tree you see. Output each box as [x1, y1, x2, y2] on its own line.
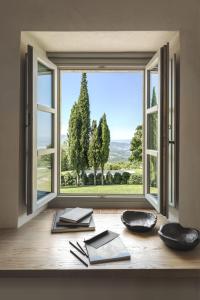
[68, 102, 82, 185]
[78, 73, 90, 174]
[98, 113, 110, 185]
[88, 120, 101, 185]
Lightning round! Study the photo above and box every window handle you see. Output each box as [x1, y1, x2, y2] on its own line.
[169, 140, 175, 144]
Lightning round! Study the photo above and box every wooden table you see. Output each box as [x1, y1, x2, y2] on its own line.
[0, 209, 199, 276]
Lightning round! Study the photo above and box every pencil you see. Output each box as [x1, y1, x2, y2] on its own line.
[77, 241, 88, 257]
[70, 249, 88, 267]
[69, 241, 85, 256]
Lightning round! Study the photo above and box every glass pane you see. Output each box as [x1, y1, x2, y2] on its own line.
[37, 62, 53, 107]
[147, 155, 158, 198]
[147, 112, 158, 150]
[37, 111, 53, 149]
[148, 66, 159, 108]
[37, 154, 53, 200]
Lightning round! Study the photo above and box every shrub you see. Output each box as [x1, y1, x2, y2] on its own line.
[80, 172, 88, 185]
[87, 173, 94, 185]
[61, 174, 65, 186]
[113, 172, 122, 184]
[128, 173, 143, 185]
[64, 172, 76, 186]
[96, 173, 103, 185]
[105, 171, 113, 185]
[121, 171, 131, 184]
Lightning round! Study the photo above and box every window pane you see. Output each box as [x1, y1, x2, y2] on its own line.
[37, 154, 53, 200]
[147, 112, 158, 150]
[147, 155, 158, 198]
[37, 62, 53, 107]
[37, 111, 53, 149]
[148, 67, 159, 108]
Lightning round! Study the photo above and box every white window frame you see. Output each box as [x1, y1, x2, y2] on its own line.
[145, 52, 161, 212]
[26, 45, 58, 213]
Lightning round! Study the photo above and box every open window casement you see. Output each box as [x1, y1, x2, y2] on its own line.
[25, 45, 58, 214]
[145, 44, 169, 215]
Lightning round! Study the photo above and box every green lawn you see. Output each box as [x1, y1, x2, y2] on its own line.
[60, 184, 143, 194]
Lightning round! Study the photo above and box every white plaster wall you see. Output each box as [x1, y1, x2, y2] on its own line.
[0, 0, 200, 228]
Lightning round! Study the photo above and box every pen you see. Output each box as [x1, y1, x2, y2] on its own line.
[70, 249, 88, 267]
[69, 241, 85, 256]
[77, 241, 88, 257]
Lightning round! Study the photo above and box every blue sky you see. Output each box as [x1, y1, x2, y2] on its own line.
[61, 71, 143, 141]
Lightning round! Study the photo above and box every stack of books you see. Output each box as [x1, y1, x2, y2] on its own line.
[51, 207, 95, 233]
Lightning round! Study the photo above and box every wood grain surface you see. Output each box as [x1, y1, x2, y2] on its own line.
[0, 209, 199, 273]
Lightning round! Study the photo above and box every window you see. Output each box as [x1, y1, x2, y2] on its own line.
[25, 44, 170, 215]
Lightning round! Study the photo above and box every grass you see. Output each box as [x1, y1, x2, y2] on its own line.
[60, 184, 143, 194]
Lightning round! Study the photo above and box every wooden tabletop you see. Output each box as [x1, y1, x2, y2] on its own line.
[0, 209, 199, 276]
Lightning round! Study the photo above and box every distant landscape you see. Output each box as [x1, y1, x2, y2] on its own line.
[61, 135, 131, 163]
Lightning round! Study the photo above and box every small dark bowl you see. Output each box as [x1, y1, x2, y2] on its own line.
[121, 211, 157, 232]
[158, 223, 200, 251]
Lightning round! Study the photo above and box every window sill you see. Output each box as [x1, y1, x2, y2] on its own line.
[1, 209, 200, 277]
[48, 195, 151, 209]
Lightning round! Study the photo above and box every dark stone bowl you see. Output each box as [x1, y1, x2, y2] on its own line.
[158, 223, 200, 251]
[121, 211, 157, 232]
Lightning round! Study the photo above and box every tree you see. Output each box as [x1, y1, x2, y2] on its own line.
[78, 73, 90, 174]
[98, 113, 110, 185]
[88, 120, 100, 185]
[68, 102, 82, 185]
[129, 125, 143, 165]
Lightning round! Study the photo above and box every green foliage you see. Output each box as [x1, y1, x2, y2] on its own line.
[78, 73, 91, 172]
[88, 120, 101, 185]
[105, 171, 113, 185]
[129, 125, 143, 165]
[105, 161, 134, 170]
[80, 172, 88, 186]
[98, 113, 110, 184]
[61, 140, 69, 172]
[96, 173, 103, 185]
[151, 86, 157, 106]
[121, 171, 131, 184]
[64, 172, 76, 186]
[113, 172, 122, 184]
[128, 173, 143, 185]
[87, 173, 94, 185]
[68, 102, 82, 184]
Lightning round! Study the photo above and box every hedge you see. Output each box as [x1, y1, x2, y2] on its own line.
[61, 171, 142, 186]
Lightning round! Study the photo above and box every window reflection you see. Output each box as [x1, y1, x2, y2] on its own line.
[147, 155, 158, 198]
[148, 67, 159, 108]
[37, 154, 53, 200]
[37, 111, 53, 149]
[147, 112, 158, 150]
[37, 62, 53, 107]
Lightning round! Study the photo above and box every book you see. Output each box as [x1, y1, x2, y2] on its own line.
[51, 210, 95, 233]
[60, 207, 93, 223]
[57, 209, 92, 227]
[85, 233, 130, 264]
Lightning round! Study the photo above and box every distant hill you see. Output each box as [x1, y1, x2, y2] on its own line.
[61, 135, 131, 162]
[108, 140, 131, 162]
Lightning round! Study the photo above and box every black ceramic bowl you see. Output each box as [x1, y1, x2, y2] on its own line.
[158, 223, 200, 251]
[121, 211, 157, 232]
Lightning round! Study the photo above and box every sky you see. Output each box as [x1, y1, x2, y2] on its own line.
[61, 71, 143, 141]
